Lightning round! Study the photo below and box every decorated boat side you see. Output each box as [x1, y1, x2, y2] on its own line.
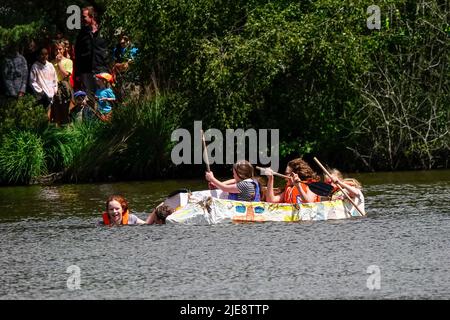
[165, 190, 361, 225]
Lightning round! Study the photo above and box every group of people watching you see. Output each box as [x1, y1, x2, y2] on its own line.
[102, 158, 365, 226]
[0, 6, 138, 125]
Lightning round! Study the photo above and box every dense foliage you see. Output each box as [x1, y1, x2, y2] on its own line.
[0, 0, 448, 184]
[104, 0, 449, 170]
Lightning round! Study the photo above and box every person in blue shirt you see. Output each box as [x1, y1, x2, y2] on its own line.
[111, 35, 138, 81]
[94, 73, 116, 116]
[113, 35, 138, 64]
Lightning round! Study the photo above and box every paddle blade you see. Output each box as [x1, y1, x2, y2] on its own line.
[307, 182, 334, 197]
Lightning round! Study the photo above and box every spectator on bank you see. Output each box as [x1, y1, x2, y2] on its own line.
[62, 38, 74, 60]
[70, 90, 97, 122]
[0, 44, 28, 98]
[23, 39, 40, 94]
[74, 6, 109, 94]
[111, 35, 138, 80]
[24, 39, 39, 71]
[94, 72, 116, 118]
[51, 41, 73, 125]
[29, 47, 58, 121]
[70, 90, 87, 122]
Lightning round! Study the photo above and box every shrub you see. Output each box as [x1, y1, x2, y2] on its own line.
[0, 131, 47, 184]
[0, 95, 48, 138]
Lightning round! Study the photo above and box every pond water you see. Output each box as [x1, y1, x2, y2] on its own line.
[0, 170, 449, 299]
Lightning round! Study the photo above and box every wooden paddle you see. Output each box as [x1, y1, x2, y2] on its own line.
[256, 166, 334, 197]
[201, 130, 210, 172]
[313, 157, 365, 216]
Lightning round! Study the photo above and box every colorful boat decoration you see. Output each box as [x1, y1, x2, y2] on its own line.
[165, 190, 362, 225]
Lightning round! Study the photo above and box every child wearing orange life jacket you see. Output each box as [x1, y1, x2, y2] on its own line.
[265, 158, 321, 204]
[325, 169, 366, 216]
[100, 195, 146, 226]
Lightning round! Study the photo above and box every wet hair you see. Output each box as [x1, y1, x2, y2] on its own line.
[233, 160, 254, 180]
[287, 158, 319, 181]
[106, 195, 129, 213]
[154, 205, 174, 223]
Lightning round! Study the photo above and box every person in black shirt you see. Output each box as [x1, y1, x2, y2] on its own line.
[74, 6, 109, 94]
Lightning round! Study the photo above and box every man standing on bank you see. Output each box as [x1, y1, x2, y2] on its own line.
[74, 6, 109, 94]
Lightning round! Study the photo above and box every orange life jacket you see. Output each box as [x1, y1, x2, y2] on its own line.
[284, 184, 320, 203]
[102, 210, 129, 225]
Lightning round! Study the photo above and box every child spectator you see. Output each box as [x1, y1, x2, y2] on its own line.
[94, 72, 116, 116]
[52, 41, 73, 125]
[70, 90, 88, 122]
[53, 41, 73, 82]
[29, 47, 58, 121]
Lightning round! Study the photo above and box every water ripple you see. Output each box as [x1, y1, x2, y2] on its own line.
[0, 174, 449, 299]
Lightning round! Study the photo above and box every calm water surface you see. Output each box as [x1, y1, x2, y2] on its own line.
[0, 171, 449, 299]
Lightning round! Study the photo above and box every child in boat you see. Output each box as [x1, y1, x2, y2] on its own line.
[205, 160, 261, 202]
[100, 195, 146, 226]
[264, 158, 320, 204]
[326, 169, 366, 216]
[146, 203, 175, 225]
[324, 168, 344, 194]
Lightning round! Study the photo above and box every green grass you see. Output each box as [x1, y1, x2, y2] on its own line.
[42, 121, 105, 173]
[0, 131, 47, 184]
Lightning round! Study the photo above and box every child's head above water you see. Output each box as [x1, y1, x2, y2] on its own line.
[106, 195, 129, 224]
[154, 204, 174, 224]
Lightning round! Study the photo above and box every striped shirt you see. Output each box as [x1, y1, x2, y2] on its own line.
[235, 180, 257, 202]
